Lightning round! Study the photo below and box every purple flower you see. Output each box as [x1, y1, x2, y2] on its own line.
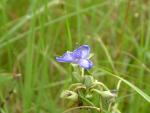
[56, 45, 93, 70]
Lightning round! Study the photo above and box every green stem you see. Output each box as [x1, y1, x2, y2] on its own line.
[108, 102, 112, 112]
[117, 80, 122, 91]
[81, 68, 84, 78]
[69, 83, 83, 90]
[99, 96, 103, 113]
[94, 81, 109, 90]
[79, 94, 95, 107]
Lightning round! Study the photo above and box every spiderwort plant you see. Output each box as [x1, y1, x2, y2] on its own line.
[56, 45, 121, 113]
[56, 45, 93, 70]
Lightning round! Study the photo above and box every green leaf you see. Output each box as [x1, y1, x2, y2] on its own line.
[99, 68, 150, 103]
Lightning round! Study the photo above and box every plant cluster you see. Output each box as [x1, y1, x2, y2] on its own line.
[56, 45, 121, 113]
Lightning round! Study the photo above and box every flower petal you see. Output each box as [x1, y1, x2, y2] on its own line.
[72, 45, 90, 59]
[77, 59, 93, 69]
[56, 52, 75, 62]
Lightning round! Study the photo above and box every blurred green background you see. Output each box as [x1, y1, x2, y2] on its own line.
[0, 0, 150, 113]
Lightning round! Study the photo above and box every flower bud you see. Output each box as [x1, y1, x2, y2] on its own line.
[83, 76, 94, 88]
[92, 89, 117, 98]
[60, 90, 78, 101]
[101, 91, 117, 98]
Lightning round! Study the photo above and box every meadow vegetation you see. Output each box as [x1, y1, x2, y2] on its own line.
[0, 0, 150, 113]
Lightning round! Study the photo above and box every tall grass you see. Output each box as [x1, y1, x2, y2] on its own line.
[0, 0, 150, 113]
